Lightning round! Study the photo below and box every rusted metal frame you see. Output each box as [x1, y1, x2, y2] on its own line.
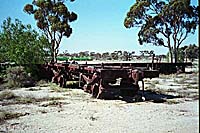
[96, 69, 130, 98]
[131, 69, 145, 98]
[46, 63, 161, 100]
[75, 65, 99, 96]
[49, 64, 66, 87]
[80, 70, 100, 97]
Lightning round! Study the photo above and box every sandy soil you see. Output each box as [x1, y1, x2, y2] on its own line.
[0, 72, 199, 133]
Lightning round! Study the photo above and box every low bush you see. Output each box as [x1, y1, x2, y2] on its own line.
[6, 66, 35, 88]
[36, 79, 48, 87]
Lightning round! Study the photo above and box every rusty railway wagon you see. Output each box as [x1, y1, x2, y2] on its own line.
[44, 61, 192, 100]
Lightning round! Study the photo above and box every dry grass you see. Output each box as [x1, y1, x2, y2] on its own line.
[186, 84, 199, 89]
[151, 80, 159, 85]
[40, 100, 66, 107]
[0, 89, 65, 106]
[36, 80, 49, 87]
[14, 96, 65, 105]
[50, 83, 66, 92]
[66, 81, 80, 88]
[28, 87, 42, 91]
[0, 110, 28, 123]
[165, 99, 182, 104]
[0, 90, 16, 100]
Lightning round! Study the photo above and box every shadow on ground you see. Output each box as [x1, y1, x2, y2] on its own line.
[117, 90, 181, 103]
[63, 84, 181, 103]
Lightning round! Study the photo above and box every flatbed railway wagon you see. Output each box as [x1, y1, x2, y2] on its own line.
[46, 62, 161, 99]
[41, 54, 192, 100]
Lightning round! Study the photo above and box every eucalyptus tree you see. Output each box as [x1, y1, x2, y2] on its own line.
[95, 53, 102, 60]
[185, 44, 199, 61]
[124, 0, 199, 63]
[177, 44, 199, 62]
[24, 0, 77, 62]
[111, 52, 118, 60]
[122, 51, 128, 61]
[102, 52, 110, 60]
[79, 51, 89, 57]
[116, 50, 122, 60]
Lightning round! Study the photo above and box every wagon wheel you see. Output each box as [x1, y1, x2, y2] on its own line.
[61, 76, 67, 88]
[91, 84, 99, 98]
[96, 85, 104, 99]
[58, 76, 64, 87]
[95, 79, 103, 99]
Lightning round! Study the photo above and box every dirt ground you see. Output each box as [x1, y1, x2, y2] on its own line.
[0, 71, 199, 133]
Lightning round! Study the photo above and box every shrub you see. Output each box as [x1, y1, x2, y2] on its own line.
[36, 79, 48, 87]
[6, 66, 35, 88]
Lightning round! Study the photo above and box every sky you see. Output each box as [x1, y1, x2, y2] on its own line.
[0, 0, 198, 55]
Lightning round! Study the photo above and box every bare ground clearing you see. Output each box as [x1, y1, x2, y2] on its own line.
[0, 72, 199, 133]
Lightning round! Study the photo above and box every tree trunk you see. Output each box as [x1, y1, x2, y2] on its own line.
[174, 48, 178, 63]
[51, 40, 56, 63]
[53, 50, 57, 63]
[169, 48, 173, 63]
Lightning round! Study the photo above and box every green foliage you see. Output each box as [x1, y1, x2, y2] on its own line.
[177, 48, 186, 63]
[0, 17, 51, 64]
[0, 18, 51, 81]
[185, 44, 199, 61]
[178, 44, 199, 62]
[124, 0, 199, 63]
[24, 0, 78, 62]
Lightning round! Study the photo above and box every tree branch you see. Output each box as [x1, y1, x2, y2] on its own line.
[55, 33, 62, 50]
[178, 32, 188, 48]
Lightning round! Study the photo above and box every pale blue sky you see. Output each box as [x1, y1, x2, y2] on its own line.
[0, 0, 198, 55]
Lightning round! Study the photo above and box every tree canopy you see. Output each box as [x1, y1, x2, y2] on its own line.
[0, 17, 51, 64]
[180, 44, 199, 62]
[124, 0, 199, 63]
[24, 0, 78, 62]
